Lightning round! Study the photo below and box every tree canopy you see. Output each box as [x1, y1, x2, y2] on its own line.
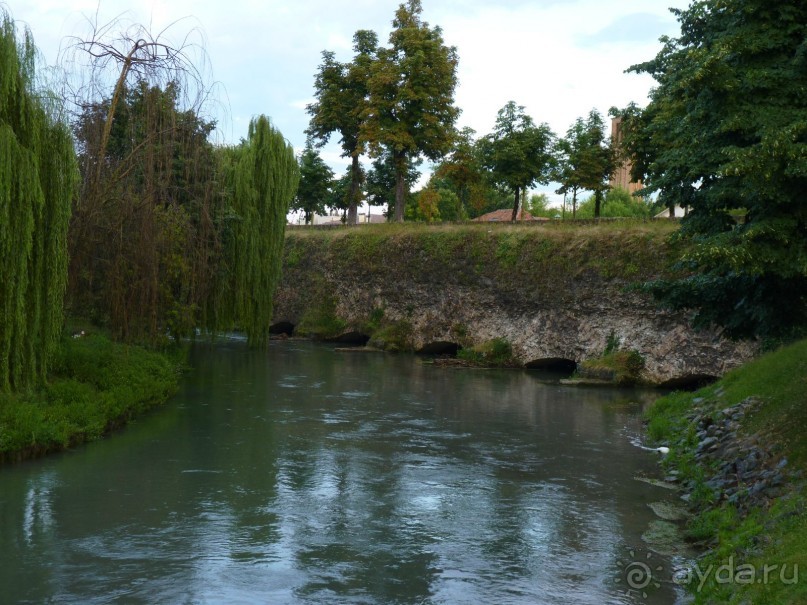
[481, 101, 556, 222]
[217, 116, 299, 347]
[293, 142, 333, 225]
[627, 0, 807, 340]
[362, 0, 460, 222]
[0, 12, 78, 390]
[555, 110, 614, 218]
[307, 30, 377, 225]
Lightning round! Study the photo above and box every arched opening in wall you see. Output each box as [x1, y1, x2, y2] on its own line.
[330, 331, 371, 345]
[269, 321, 295, 336]
[525, 358, 577, 376]
[658, 374, 719, 391]
[417, 341, 461, 356]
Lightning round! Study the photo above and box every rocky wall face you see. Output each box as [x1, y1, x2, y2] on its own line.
[273, 226, 756, 385]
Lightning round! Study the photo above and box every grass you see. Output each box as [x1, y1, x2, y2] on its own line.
[645, 338, 807, 604]
[579, 349, 646, 384]
[456, 337, 518, 367]
[0, 331, 184, 464]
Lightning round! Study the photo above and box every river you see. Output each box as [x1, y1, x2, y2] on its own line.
[0, 340, 687, 604]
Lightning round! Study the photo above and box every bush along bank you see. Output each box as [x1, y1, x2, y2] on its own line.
[645, 338, 807, 603]
[0, 332, 185, 464]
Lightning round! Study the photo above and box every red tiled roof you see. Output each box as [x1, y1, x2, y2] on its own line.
[472, 209, 549, 222]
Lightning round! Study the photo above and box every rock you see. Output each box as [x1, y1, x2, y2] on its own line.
[697, 436, 718, 451]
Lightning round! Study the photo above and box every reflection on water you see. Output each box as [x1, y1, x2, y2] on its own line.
[0, 341, 686, 604]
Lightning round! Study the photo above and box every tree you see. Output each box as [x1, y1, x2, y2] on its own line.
[481, 101, 555, 221]
[628, 0, 807, 340]
[363, 0, 460, 222]
[307, 30, 377, 225]
[217, 116, 299, 347]
[575, 188, 651, 219]
[555, 110, 614, 219]
[71, 82, 220, 343]
[365, 149, 420, 217]
[0, 12, 78, 390]
[433, 127, 491, 217]
[65, 15, 224, 344]
[526, 193, 555, 218]
[293, 142, 333, 225]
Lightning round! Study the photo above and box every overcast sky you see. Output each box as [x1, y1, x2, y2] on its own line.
[10, 0, 687, 209]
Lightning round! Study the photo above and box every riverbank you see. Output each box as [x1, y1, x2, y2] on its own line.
[0, 331, 184, 464]
[274, 221, 754, 387]
[645, 338, 807, 603]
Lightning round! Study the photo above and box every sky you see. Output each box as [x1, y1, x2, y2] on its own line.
[9, 0, 688, 214]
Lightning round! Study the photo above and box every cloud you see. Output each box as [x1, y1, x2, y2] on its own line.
[583, 12, 677, 47]
[9, 0, 686, 203]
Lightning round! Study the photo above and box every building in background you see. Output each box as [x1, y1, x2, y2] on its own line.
[610, 117, 643, 195]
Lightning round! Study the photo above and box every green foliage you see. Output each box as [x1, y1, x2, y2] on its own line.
[580, 346, 646, 385]
[0, 333, 181, 461]
[603, 330, 621, 355]
[480, 101, 556, 221]
[554, 109, 614, 218]
[432, 127, 505, 219]
[575, 187, 652, 219]
[525, 193, 555, 219]
[0, 12, 78, 391]
[406, 187, 464, 222]
[307, 30, 378, 224]
[370, 319, 414, 352]
[457, 338, 516, 367]
[218, 116, 300, 348]
[71, 81, 219, 345]
[579, 350, 645, 385]
[296, 299, 347, 340]
[364, 307, 386, 334]
[365, 148, 419, 216]
[625, 0, 807, 340]
[645, 338, 807, 603]
[363, 0, 460, 221]
[293, 141, 333, 224]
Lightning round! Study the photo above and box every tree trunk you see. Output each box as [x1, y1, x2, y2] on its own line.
[572, 188, 578, 219]
[511, 185, 520, 222]
[347, 154, 361, 225]
[594, 189, 603, 218]
[669, 202, 675, 218]
[394, 151, 406, 222]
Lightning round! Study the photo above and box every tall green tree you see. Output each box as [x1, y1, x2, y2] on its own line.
[218, 116, 299, 347]
[293, 142, 334, 225]
[363, 0, 460, 222]
[0, 12, 77, 390]
[307, 30, 378, 225]
[481, 101, 556, 222]
[628, 0, 807, 339]
[71, 82, 219, 343]
[555, 110, 614, 218]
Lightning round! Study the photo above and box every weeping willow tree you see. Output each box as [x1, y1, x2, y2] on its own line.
[215, 116, 299, 347]
[0, 13, 77, 391]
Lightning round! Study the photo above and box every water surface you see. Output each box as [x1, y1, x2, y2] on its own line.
[0, 341, 684, 604]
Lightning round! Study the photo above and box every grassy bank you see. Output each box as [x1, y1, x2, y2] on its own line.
[0, 332, 184, 464]
[280, 220, 682, 350]
[646, 339, 807, 603]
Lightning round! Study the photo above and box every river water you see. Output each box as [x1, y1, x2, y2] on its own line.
[0, 341, 687, 604]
